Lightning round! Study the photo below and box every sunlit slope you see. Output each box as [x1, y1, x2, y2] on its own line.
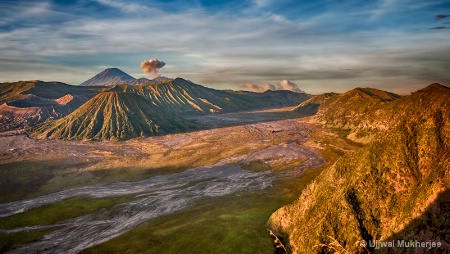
[268, 84, 450, 253]
[33, 92, 198, 140]
[105, 78, 310, 114]
[1, 78, 309, 132]
[294, 87, 403, 142]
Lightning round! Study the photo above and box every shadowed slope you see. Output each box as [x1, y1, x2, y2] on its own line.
[292, 92, 338, 115]
[268, 84, 450, 253]
[33, 92, 198, 141]
[0, 81, 99, 131]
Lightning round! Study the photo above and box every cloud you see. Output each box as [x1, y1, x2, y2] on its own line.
[436, 14, 450, 19]
[0, 0, 449, 95]
[430, 26, 447, 30]
[238, 80, 305, 93]
[253, 0, 272, 8]
[94, 0, 153, 13]
[238, 83, 275, 93]
[140, 59, 166, 78]
[277, 80, 304, 92]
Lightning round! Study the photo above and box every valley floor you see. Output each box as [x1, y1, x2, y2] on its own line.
[0, 108, 360, 253]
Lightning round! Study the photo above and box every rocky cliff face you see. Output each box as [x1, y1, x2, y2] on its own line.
[268, 84, 450, 253]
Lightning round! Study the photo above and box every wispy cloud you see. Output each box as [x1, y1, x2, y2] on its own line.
[0, 0, 449, 94]
[94, 0, 154, 13]
[431, 26, 447, 29]
[253, 0, 272, 8]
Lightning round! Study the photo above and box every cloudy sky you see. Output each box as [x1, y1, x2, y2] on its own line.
[1, 0, 449, 94]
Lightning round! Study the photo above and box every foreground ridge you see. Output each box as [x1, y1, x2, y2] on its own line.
[268, 83, 450, 253]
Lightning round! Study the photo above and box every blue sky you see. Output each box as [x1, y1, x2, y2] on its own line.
[0, 0, 449, 94]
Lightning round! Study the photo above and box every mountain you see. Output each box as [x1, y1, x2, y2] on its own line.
[128, 77, 152, 85]
[79, 68, 137, 86]
[150, 76, 172, 82]
[99, 78, 311, 115]
[294, 87, 401, 143]
[292, 92, 338, 115]
[294, 87, 400, 118]
[32, 92, 198, 141]
[0, 81, 98, 131]
[268, 83, 450, 253]
[0, 77, 310, 134]
[79, 68, 172, 86]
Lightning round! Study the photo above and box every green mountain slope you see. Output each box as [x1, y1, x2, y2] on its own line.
[268, 84, 450, 253]
[32, 92, 198, 141]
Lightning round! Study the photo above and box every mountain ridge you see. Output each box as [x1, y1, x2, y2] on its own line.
[32, 91, 199, 141]
[0, 78, 310, 133]
[293, 87, 403, 143]
[268, 83, 450, 253]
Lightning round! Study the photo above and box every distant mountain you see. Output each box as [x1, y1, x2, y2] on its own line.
[268, 83, 450, 253]
[127, 77, 150, 85]
[79, 68, 173, 86]
[0, 81, 97, 131]
[150, 76, 172, 82]
[80, 68, 136, 86]
[0, 78, 310, 135]
[32, 92, 198, 141]
[101, 78, 311, 115]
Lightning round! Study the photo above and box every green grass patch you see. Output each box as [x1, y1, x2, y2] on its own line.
[241, 160, 272, 172]
[271, 159, 306, 172]
[0, 229, 53, 253]
[83, 167, 324, 254]
[0, 196, 135, 230]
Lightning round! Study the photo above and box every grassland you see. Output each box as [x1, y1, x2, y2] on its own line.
[82, 168, 325, 254]
[0, 196, 135, 252]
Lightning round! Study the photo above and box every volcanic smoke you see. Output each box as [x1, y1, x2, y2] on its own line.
[140, 59, 166, 78]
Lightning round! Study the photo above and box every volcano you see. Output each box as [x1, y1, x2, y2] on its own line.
[33, 92, 198, 140]
[80, 68, 151, 86]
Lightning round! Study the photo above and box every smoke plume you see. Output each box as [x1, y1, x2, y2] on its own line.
[140, 59, 166, 78]
[238, 83, 275, 93]
[277, 80, 304, 93]
[239, 80, 305, 93]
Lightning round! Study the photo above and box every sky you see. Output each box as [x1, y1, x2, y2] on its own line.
[0, 0, 449, 94]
